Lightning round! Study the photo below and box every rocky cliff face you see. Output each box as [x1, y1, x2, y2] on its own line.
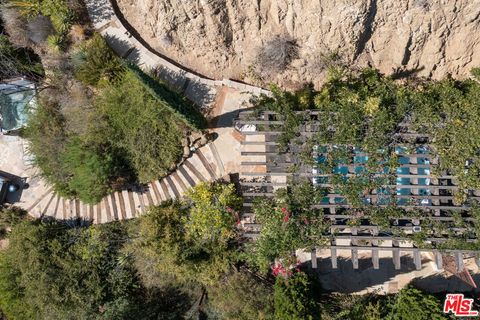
[117, 0, 480, 89]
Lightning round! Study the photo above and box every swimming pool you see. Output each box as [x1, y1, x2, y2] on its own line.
[0, 78, 36, 133]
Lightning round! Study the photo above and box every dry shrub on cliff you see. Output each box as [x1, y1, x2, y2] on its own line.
[0, 6, 30, 47]
[27, 15, 55, 44]
[255, 36, 298, 76]
[308, 50, 345, 74]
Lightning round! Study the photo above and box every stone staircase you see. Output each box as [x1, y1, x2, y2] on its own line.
[26, 143, 225, 223]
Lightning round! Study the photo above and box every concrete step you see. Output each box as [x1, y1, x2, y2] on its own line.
[196, 146, 219, 179]
[171, 171, 188, 193]
[114, 192, 126, 220]
[184, 158, 208, 183]
[107, 194, 119, 221]
[122, 190, 135, 219]
[147, 182, 162, 205]
[178, 165, 196, 188]
[152, 180, 167, 202]
[51, 195, 62, 219]
[99, 198, 109, 223]
[95, 203, 102, 224]
[31, 191, 55, 218]
[143, 186, 156, 208]
[208, 142, 225, 178]
[65, 199, 74, 220]
[26, 187, 53, 213]
[88, 204, 95, 222]
[164, 175, 181, 198]
[133, 191, 145, 216]
[190, 152, 215, 181]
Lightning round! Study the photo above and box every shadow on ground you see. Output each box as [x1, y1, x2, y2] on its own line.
[306, 255, 479, 294]
[153, 66, 216, 110]
[0, 170, 28, 203]
[309, 256, 418, 293]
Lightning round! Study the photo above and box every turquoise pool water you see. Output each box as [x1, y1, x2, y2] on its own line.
[397, 167, 410, 174]
[0, 79, 36, 132]
[333, 166, 348, 174]
[312, 145, 435, 207]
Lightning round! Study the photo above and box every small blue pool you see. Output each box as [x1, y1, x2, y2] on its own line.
[0, 78, 36, 132]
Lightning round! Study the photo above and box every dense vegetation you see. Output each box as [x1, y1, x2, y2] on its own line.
[1, 0, 207, 204]
[247, 182, 329, 272]
[19, 30, 201, 203]
[4, 0, 77, 51]
[0, 188, 450, 320]
[248, 67, 480, 250]
[0, 2, 474, 318]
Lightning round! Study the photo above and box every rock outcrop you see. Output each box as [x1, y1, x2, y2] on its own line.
[117, 0, 480, 88]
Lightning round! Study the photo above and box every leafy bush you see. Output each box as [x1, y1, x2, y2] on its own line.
[128, 200, 235, 287]
[471, 67, 480, 81]
[207, 271, 274, 320]
[60, 138, 114, 204]
[410, 78, 480, 190]
[94, 70, 184, 183]
[0, 219, 202, 319]
[46, 33, 63, 52]
[320, 287, 445, 320]
[0, 206, 27, 238]
[8, 0, 74, 49]
[73, 33, 124, 86]
[184, 182, 242, 246]
[25, 37, 190, 202]
[0, 221, 141, 319]
[256, 36, 298, 75]
[24, 101, 71, 195]
[247, 182, 329, 272]
[385, 286, 446, 320]
[0, 34, 43, 80]
[0, 6, 30, 47]
[273, 272, 318, 320]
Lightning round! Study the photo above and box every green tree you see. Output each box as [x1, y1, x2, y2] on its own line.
[128, 201, 234, 287]
[386, 286, 447, 320]
[24, 101, 71, 195]
[73, 33, 124, 86]
[0, 206, 27, 238]
[207, 271, 274, 320]
[0, 220, 142, 319]
[94, 70, 183, 183]
[247, 182, 329, 272]
[0, 34, 43, 79]
[184, 182, 243, 246]
[273, 272, 318, 320]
